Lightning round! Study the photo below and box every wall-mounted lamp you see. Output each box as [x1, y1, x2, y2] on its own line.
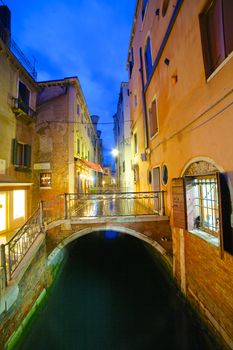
[164, 58, 170, 66]
[155, 8, 160, 16]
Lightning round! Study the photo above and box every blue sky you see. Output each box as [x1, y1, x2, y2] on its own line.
[4, 0, 135, 165]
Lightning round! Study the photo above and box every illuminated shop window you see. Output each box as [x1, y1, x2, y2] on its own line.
[13, 190, 25, 220]
[0, 192, 6, 232]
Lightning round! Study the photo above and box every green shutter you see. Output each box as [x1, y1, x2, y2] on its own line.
[24, 144, 31, 168]
[12, 139, 18, 165]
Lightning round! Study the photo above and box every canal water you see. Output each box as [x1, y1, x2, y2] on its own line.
[16, 232, 220, 350]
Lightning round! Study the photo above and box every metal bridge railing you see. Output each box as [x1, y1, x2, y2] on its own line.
[1, 208, 43, 285]
[66, 191, 166, 218]
[0, 191, 166, 285]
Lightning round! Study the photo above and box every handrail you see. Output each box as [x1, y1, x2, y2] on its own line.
[2, 208, 43, 284]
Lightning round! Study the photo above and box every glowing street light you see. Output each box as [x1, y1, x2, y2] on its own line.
[111, 148, 119, 157]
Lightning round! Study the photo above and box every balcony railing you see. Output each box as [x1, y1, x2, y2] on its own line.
[0, 25, 37, 80]
[12, 97, 36, 121]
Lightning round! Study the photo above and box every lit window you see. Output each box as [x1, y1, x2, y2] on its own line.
[13, 190, 25, 220]
[200, 0, 233, 78]
[144, 37, 153, 81]
[186, 176, 219, 238]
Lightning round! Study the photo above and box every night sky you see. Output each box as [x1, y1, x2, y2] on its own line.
[3, 0, 135, 165]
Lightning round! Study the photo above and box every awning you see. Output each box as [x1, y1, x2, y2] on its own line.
[77, 159, 103, 173]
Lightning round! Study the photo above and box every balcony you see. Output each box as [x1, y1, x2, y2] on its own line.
[11, 97, 36, 124]
[0, 24, 37, 81]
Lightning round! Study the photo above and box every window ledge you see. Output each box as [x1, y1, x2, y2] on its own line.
[207, 51, 233, 83]
[189, 228, 220, 247]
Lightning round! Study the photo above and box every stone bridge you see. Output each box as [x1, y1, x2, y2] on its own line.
[0, 191, 173, 349]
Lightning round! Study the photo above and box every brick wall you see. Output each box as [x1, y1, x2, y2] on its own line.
[0, 242, 47, 348]
[174, 228, 233, 348]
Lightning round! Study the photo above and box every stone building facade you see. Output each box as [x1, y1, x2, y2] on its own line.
[32, 77, 103, 206]
[127, 0, 233, 348]
[113, 82, 133, 191]
[0, 5, 38, 243]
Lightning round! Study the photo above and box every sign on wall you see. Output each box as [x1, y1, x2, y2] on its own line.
[40, 173, 52, 188]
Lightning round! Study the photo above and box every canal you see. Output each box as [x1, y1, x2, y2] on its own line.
[16, 232, 220, 350]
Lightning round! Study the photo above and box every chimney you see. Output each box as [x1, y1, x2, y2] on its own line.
[0, 5, 11, 47]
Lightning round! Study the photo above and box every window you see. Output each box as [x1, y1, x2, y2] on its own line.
[77, 104, 80, 115]
[123, 161, 125, 173]
[134, 133, 138, 154]
[162, 0, 170, 17]
[162, 165, 168, 185]
[77, 139, 80, 154]
[134, 94, 138, 109]
[129, 47, 134, 78]
[0, 189, 26, 233]
[148, 99, 158, 137]
[12, 139, 31, 168]
[13, 190, 25, 220]
[200, 0, 233, 78]
[134, 167, 139, 183]
[0, 192, 6, 232]
[144, 37, 153, 81]
[18, 81, 30, 114]
[142, 0, 149, 21]
[186, 176, 219, 236]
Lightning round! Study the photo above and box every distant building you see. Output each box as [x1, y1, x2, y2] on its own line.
[102, 167, 113, 188]
[33, 77, 103, 204]
[0, 5, 38, 243]
[127, 0, 233, 347]
[113, 83, 133, 191]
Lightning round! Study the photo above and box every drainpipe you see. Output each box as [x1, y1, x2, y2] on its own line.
[139, 47, 149, 150]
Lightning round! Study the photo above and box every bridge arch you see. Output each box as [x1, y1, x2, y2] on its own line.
[53, 225, 167, 258]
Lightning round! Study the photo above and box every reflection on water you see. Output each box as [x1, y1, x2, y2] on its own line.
[16, 232, 220, 350]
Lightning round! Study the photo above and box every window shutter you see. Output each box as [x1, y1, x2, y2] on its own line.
[12, 139, 18, 165]
[24, 144, 31, 167]
[172, 178, 187, 229]
[150, 99, 158, 137]
[216, 172, 233, 255]
[223, 0, 233, 56]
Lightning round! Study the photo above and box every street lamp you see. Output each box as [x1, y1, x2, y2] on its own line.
[111, 148, 119, 157]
